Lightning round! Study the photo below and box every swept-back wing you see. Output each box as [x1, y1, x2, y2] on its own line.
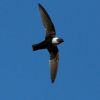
[38, 4, 56, 37]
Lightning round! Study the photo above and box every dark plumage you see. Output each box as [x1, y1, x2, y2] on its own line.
[32, 3, 64, 83]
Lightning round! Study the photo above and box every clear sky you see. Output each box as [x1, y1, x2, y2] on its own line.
[0, 0, 100, 100]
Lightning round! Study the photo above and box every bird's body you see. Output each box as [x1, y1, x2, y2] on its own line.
[32, 3, 64, 83]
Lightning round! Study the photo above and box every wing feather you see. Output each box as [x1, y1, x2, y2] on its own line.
[47, 45, 59, 83]
[38, 4, 56, 37]
[49, 53, 59, 83]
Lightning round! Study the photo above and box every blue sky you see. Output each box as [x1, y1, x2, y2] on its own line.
[0, 0, 100, 100]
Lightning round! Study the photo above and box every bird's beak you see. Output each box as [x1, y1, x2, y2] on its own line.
[57, 38, 64, 44]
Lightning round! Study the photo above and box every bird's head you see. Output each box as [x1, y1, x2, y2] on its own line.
[52, 37, 64, 45]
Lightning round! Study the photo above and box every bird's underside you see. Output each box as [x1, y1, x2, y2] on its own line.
[32, 3, 63, 83]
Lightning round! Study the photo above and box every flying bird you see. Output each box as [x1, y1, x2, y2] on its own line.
[32, 3, 64, 83]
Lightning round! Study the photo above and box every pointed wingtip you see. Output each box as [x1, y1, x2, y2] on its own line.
[38, 3, 45, 11]
[38, 3, 42, 8]
[51, 79, 55, 84]
[51, 80, 54, 84]
[38, 3, 41, 6]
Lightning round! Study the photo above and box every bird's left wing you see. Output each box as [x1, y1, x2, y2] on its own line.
[48, 46, 59, 83]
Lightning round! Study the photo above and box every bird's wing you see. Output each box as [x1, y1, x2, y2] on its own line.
[38, 3, 56, 37]
[48, 46, 59, 83]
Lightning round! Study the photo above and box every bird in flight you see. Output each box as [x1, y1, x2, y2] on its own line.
[32, 3, 64, 83]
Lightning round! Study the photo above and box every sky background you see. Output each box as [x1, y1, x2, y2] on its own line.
[0, 0, 100, 100]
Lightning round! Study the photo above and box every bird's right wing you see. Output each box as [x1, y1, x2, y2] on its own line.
[38, 3, 56, 37]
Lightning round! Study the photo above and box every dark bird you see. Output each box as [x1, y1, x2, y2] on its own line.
[32, 3, 64, 83]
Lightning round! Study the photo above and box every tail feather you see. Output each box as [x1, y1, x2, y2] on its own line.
[32, 44, 37, 51]
[32, 40, 47, 51]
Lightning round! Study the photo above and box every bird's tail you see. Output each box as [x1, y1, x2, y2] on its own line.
[32, 44, 38, 51]
[32, 40, 47, 51]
